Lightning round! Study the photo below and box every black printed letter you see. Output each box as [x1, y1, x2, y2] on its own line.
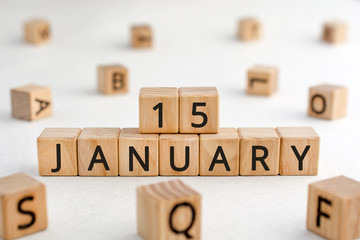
[252, 146, 269, 171]
[18, 196, 36, 230]
[317, 196, 332, 227]
[88, 146, 110, 171]
[170, 146, 190, 171]
[51, 144, 61, 173]
[208, 146, 230, 171]
[129, 146, 149, 171]
[169, 202, 196, 239]
[311, 94, 326, 114]
[291, 145, 311, 171]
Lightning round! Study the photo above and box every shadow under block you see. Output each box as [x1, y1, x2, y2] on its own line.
[308, 84, 348, 120]
[247, 65, 278, 96]
[160, 134, 199, 176]
[139, 87, 179, 133]
[238, 128, 280, 176]
[179, 87, 219, 133]
[119, 128, 159, 176]
[11, 84, 52, 121]
[131, 25, 152, 48]
[276, 127, 320, 175]
[37, 128, 81, 176]
[137, 180, 201, 240]
[24, 19, 50, 44]
[200, 128, 239, 176]
[98, 65, 128, 94]
[238, 18, 262, 41]
[78, 128, 120, 176]
[322, 21, 347, 44]
[307, 176, 360, 240]
[0, 173, 47, 240]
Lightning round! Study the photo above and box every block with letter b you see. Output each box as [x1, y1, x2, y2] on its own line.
[98, 65, 128, 94]
[247, 65, 278, 96]
[131, 25, 152, 48]
[238, 18, 262, 41]
[24, 19, 50, 44]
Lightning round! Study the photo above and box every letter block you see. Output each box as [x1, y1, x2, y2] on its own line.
[131, 25, 152, 48]
[160, 134, 199, 176]
[24, 19, 50, 44]
[322, 21, 347, 44]
[238, 18, 262, 41]
[119, 128, 159, 176]
[11, 84, 52, 121]
[98, 65, 128, 94]
[276, 127, 320, 175]
[307, 176, 360, 240]
[137, 180, 201, 240]
[139, 87, 179, 133]
[247, 66, 278, 96]
[78, 128, 120, 176]
[0, 173, 47, 240]
[238, 128, 280, 176]
[308, 84, 348, 120]
[200, 128, 239, 176]
[37, 128, 81, 176]
[179, 87, 219, 133]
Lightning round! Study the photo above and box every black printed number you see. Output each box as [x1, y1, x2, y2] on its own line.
[191, 102, 207, 128]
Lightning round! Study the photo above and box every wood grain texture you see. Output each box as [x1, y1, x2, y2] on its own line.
[131, 25, 152, 48]
[238, 18, 262, 41]
[322, 21, 347, 44]
[247, 65, 278, 96]
[98, 65, 128, 94]
[24, 19, 50, 44]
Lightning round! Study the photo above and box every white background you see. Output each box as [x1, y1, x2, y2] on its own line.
[1, 0, 360, 239]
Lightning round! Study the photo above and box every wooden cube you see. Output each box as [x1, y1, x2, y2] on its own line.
[322, 21, 347, 44]
[160, 134, 199, 176]
[24, 19, 50, 44]
[137, 180, 201, 240]
[307, 176, 360, 240]
[119, 128, 159, 176]
[78, 128, 120, 176]
[238, 18, 262, 41]
[200, 128, 239, 176]
[131, 25, 152, 48]
[37, 128, 81, 176]
[238, 128, 280, 176]
[0, 173, 47, 240]
[98, 65, 128, 94]
[247, 65, 278, 96]
[179, 87, 219, 133]
[276, 127, 320, 175]
[11, 84, 52, 121]
[308, 84, 348, 120]
[139, 87, 179, 133]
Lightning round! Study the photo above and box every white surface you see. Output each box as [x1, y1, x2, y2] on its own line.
[1, 0, 360, 239]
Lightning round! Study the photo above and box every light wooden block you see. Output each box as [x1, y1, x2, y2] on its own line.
[78, 128, 120, 176]
[307, 176, 360, 240]
[238, 128, 280, 176]
[200, 128, 239, 176]
[24, 19, 50, 44]
[322, 21, 347, 44]
[247, 65, 278, 96]
[238, 18, 262, 41]
[179, 87, 219, 133]
[119, 128, 159, 176]
[0, 173, 47, 240]
[98, 65, 128, 94]
[139, 87, 179, 133]
[308, 84, 348, 120]
[160, 134, 199, 176]
[131, 25, 152, 48]
[137, 180, 201, 240]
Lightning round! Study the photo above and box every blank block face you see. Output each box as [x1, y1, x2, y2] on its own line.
[37, 128, 81, 176]
[24, 19, 50, 44]
[200, 128, 239, 176]
[78, 128, 120, 176]
[307, 176, 360, 240]
[137, 180, 201, 240]
[179, 87, 219, 133]
[0, 173, 47, 240]
[131, 25, 152, 48]
[308, 84, 348, 120]
[98, 65, 128, 94]
[238, 18, 262, 41]
[247, 66, 278, 96]
[238, 128, 280, 176]
[119, 128, 159, 176]
[160, 134, 199, 176]
[322, 21, 347, 44]
[139, 87, 179, 133]
[11, 84, 52, 121]
[276, 127, 320, 175]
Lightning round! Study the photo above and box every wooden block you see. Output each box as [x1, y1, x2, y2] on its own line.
[119, 128, 159, 176]
[11, 84, 52, 121]
[247, 65, 278, 96]
[238, 18, 261, 41]
[137, 180, 201, 240]
[179, 87, 219, 133]
[308, 84, 348, 120]
[199, 128, 239, 176]
[238, 128, 280, 176]
[37, 128, 81, 176]
[139, 87, 179, 133]
[322, 21, 347, 44]
[131, 25, 152, 48]
[24, 19, 50, 44]
[0, 173, 47, 240]
[98, 65, 128, 94]
[276, 127, 320, 176]
[78, 128, 120, 176]
[307, 176, 360, 240]
[160, 134, 199, 176]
